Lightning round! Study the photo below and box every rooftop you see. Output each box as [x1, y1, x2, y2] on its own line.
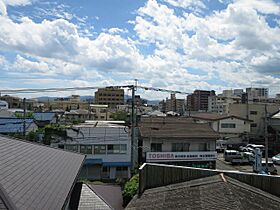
[139, 117, 219, 139]
[0, 135, 85, 210]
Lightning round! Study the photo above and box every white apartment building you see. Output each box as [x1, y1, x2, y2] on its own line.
[208, 95, 240, 114]
[54, 121, 131, 180]
[246, 88, 268, 101]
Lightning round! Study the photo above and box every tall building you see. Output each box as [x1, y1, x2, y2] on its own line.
[160, 94, 185, 115]
[187, 90, 215, 111]
[233, 89, 244, 97]
[94, 88, 124, 107]
[246, 88, 268, 101]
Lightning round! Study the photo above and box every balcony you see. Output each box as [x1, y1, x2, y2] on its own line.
[146, 151, 217, 163]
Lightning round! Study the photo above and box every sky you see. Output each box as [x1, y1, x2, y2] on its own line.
[0, 0, 280, 99]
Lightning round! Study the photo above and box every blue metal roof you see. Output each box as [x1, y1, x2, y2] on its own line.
[0, 118, 34, 133]
[33, 112, 56, 121]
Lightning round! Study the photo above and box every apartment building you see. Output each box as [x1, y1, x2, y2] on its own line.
[95, 88, 124, 107]
[139, 117, 218, 169]
[160, 93, 185, 115]
[187, 90, 215, 111]
[54, 121, 131, 180]
[208, 95, 241, 114]
[246, 88, 269, 101]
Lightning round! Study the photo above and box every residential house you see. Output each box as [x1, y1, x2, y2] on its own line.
[189, 113, 251, 142]
[0, 135, 85, 210]
[139, 117, 219, 169]
[33, 112, 58, 127]
[64, 109, 94, 123]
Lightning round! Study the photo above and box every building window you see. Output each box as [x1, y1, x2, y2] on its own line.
[120, 144, 127, 154]
[172, 143, 190, 152]
[221, 123, 236, 128]
[151, 143, 162, 152]
[250, 111, 258, 115]
[94, 145, 106, 154]
[250, 123, 257, 128]
[65, 145, 78, 152]
[116, 166, 128, 171]
[80, 145, 92, 154]
[102, 166, 109, 172]
[107, 144, 120, 154]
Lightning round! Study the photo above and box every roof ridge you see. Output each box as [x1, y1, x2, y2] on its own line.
[0, 181, 17, 210]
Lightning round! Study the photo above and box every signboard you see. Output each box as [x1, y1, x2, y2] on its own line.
[146, 151, 217, 162]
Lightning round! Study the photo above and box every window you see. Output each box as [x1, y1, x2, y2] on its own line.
[250, 111, 258, 115]
[107, 144, 120, 154]
[250, 123, 257, 128]
[94, 145, 106, 154]
[116, 166, 128, 171]
[198, 143, 209, 151]
[80, 145, 92, 154]
[172, 143, 190, 152]
[151, 143, 162, 152]
[221, 123, 236, 128]
[102, 166, 109, 172]
[120, 144, 127, 154]
[65, 145, 78, 152]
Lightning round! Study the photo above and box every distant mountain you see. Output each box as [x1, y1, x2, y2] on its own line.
[32, 96, 94, 102]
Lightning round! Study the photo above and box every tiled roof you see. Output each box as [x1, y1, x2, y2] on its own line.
[126, 174, 280, 210]
[0, 118, 34, 133]
[33, 112, 56, 121]
[0, 135, 85, 210]
[139, 117, 219, 139]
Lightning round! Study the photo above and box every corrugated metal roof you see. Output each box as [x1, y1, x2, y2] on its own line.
[0, 118, 34, 133]
[33, 112, 56, 121]
[0, 135, 85, 210]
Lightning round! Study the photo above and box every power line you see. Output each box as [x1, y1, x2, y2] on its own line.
[0, 85, 190, 95]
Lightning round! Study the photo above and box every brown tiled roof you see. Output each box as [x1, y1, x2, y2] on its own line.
[139, 117, 219, 139]
[126, 174, 280, 210]
[0, 135, 85, 210]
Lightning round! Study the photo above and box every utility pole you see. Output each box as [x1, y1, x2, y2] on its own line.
[23, 98, 26, 139]
[130, 85, 136, 170]
[264, 104, 268, 169]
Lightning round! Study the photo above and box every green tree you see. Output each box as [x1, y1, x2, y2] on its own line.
[122, 174, 139, 207]
[112, 111, 128, 121]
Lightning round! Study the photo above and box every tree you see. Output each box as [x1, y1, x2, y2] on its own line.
[112, 111, 128, 121]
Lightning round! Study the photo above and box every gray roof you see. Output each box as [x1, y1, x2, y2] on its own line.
[139, 117, 219, 139]
[0, 118, 34, 133]
[78, 184, 112, 210]
[33, 112, 56, 121]
[0, 135, 85, 210]
[126, 174, 280, 210]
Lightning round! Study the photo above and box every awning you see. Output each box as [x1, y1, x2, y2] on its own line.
[103, 162, 131, 167]
[84, 159, 103, 165]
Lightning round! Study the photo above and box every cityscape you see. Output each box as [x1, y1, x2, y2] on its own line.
[1, 0, 280, 210]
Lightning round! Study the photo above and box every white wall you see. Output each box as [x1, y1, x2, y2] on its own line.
[211, 118, 250, 134]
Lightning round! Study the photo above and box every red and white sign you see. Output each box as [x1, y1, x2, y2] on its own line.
[146, 151, 217, 162]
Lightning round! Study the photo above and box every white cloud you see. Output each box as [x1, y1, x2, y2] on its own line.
[0, 0, 32, 15]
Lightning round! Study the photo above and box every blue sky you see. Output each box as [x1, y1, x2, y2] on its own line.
[0, 0, 280, 99]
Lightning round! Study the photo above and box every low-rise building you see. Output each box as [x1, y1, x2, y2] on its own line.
[63, 109, 94, 123]
[190, 113, 251, 141]
[95, 88, 124, 107]
[0, 117, 38, 134]
[139, 117, 219, 169]
[54, 121, 131, 180]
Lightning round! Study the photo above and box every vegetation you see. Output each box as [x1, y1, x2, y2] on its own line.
[122, 174, 139, 207]
[112, 111, 129, 121]
[15, 112, 33, 118]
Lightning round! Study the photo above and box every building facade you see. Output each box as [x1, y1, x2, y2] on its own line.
[160, 94, 185, 115]
[208, 95, 241, 114]
[55, 121, 131, 180]
[187, 90, 215, 111]
[95, 88, 124, 107]
[229, 103, 280, 138]
[246, 88, 269, 101]
[139, 117, 218, 169]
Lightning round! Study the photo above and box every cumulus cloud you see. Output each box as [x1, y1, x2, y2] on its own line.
[0, 0, 32, 15]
